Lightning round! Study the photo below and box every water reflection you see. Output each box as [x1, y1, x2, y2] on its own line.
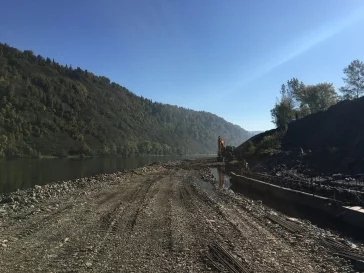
[0, 155, 204, 194]
[210, 166, 230, 190]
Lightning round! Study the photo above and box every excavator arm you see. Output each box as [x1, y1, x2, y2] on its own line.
[217, 136, 235, 162]
[217, 136, 226, 162]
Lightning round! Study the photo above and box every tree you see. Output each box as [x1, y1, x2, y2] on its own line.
[270, 84, 296, 128]
[287, 78, 305, 100]
[0, 42, 252, 157]
[271, 78, 338, 128]
[0, 135, 8, 157]
[297, 83, 337, 113]
[339, 59, 364, 99]
[297, 104, 310, 118]
[7, 84, 15, 100]
[23, 50, 35, 61]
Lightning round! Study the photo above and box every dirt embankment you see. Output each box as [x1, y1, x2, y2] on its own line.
[0, 159, 361, 272]
[236, 97, 364, 176]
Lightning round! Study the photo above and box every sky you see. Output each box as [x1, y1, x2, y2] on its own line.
[1, 0, 364, 131]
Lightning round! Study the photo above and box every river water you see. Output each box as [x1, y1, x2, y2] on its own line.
[0, 155, 208, 194]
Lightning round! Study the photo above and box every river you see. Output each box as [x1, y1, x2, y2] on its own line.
[0, 155, 210, 194]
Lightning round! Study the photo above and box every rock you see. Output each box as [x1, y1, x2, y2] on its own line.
[269, 211, 277, 216]
[86, 262, 92, 267]
[2, 243, 7, 248]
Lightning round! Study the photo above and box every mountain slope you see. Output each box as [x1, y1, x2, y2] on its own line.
[0, 43, 251, 157]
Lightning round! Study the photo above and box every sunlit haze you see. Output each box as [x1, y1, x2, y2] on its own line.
[2, 0, 364, 131]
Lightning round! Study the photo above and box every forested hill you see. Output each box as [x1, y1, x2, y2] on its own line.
[0, 43, 252, 157]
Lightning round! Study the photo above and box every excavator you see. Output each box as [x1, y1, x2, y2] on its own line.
[217, 136, 235, 162]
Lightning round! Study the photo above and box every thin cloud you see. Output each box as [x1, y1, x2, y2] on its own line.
[219, 7, 364, 99]
[258, 8, 364, 79]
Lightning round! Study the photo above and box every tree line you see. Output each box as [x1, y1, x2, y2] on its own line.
[0, 43, 252, 158]
[271, 59, 364, 127]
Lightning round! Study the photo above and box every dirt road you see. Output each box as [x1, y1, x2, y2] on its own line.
[0, 159, 357, 272]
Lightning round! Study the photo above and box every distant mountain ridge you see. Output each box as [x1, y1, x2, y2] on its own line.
[0, 43, 251, 157]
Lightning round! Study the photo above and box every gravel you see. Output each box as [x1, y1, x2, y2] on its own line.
[0, 159, 361, 272]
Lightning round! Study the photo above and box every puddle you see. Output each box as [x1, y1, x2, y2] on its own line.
[195, 178, 215, 194]
[194, 166, 231, 197]
[210, 166, 231, 190]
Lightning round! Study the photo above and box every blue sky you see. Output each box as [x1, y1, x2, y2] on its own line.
[2, 0, 364, 131]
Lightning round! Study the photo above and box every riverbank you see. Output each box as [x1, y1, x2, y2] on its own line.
[1, 153, 216, 160]
[0, 155, 212, 194]
[0, 158, 361, 272]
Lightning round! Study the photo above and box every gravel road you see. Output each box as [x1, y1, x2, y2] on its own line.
[0, 159, 359, 272]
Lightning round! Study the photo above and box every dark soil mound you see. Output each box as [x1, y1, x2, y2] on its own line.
[237, 97, 364, 175]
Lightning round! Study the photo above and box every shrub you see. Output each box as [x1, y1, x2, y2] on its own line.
[256, 133, 282, 155]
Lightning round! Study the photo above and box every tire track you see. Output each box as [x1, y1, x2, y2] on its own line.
[97, 171, 175, 272]
[12, 203, 74, 239]
[83, 174, 163, 272]
[0, 176, 152, 272]
[44, 176, 158, 272]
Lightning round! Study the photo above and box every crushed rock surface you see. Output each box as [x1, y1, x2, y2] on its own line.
[0, 159, 359, 272]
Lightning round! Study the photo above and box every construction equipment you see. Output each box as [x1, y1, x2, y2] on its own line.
[218, 136, 225, 162]
[217, 136, 235, 162]
[225, 145, 235, 161]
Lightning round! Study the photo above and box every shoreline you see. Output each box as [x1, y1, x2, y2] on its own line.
[0, 154, 217, 160]
[0, 155, 216, 194]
